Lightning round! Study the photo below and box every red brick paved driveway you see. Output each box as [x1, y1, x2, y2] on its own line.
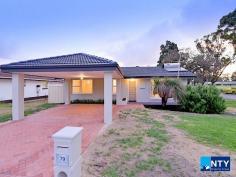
[0, 104, 143, 177]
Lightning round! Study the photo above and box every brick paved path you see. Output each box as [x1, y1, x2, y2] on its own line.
[0, 104, 143, 177]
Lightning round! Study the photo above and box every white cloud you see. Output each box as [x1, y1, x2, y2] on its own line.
[104, 21, 196, 66]
[0, 58, 14, 65]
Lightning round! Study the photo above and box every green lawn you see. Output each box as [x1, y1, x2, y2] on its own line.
[0, 102, 57, 123]
[0, 103, 11, 109]
[176, 114, 236, 151]
[225, 100, 236, 108]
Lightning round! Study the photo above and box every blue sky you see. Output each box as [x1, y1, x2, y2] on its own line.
[0, 0, 235, 72]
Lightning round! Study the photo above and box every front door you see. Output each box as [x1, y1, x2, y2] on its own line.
[129, 80, 136, 102]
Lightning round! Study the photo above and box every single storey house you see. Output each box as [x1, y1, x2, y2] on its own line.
[0, 53, 194, 124]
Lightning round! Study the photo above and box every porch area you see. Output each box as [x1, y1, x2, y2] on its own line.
[0, 103, 143, 177]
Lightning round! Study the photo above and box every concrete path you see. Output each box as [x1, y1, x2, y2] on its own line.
[0, 104, 143, 177]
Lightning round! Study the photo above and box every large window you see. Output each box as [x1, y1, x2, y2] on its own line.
[72, 79, 93, 94]
[82, 80, 93, 94]
[113, 80, 117, 94]
[72, 80, 81, 94]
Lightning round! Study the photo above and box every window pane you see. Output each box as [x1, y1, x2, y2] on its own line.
[113, 80, 117, 94]
[113, 80, 117, 86]
[72, 86, 80, 94]
[82, 80, 93, 94]
[72, 80, 80, 86]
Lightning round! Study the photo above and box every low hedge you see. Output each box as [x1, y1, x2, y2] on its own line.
[71, 99, 116, 104]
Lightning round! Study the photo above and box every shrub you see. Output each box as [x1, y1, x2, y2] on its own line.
[153, 78, 184, 107]
[180, 85, 226, 114]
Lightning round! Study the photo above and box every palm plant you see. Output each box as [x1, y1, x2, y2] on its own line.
[153, 78, 184, 107]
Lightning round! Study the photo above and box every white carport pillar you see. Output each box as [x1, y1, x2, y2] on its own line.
[104, 71, 113, 124]
[12, 73, 24, 120]
[64, 79, 71, 104]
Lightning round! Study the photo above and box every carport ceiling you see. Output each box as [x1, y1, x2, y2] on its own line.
[22, 71, 122, 79]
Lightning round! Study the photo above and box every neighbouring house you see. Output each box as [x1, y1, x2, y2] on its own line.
[0, 72, 63, 102]
[0, 53, 194, 123]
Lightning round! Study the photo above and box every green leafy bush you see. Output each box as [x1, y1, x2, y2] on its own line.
[180, 85, 226, 114]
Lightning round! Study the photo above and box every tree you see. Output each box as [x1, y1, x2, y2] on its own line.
[178, 10, 236, 84]
[158, 41, 180, 65]
[157, 10, 236, 84]
[153, 78, 183, 107]
[193, 34, 234, 84]
[232, 71, 236, 81]
[215, 9, 236, 54]
[219, 74, 230, 82]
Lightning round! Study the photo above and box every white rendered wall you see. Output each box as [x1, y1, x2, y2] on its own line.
[24, 80, 48, 98]
[64, 79, 71, 104]
[116, 79, 129, 105]
[68, 77, 188, 103]
[136, 78, 150, 102]
[0, 79, 12, 101]
[0, 79, 49, 101]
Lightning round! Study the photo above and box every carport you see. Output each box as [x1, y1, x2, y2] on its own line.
[0, 53, 125, 124]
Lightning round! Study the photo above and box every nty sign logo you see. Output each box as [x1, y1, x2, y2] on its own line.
[200, 156, 230, 171]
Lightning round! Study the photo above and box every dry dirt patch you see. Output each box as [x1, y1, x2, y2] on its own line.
[82, 108, 236, 177]
[82, 108, 171, 177]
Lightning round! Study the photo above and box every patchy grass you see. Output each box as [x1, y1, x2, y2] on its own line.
[226, 100, 236, 108]
[24, 103, 57, 116]
[162, 115, 174, 122]
[0, 103, 11, 109]
[118, 136, 143, 148]
[0, 114, 12, 122]
[83, 108, 172, 177]
[102, 167, 119, 177]
[136, 157, 171, 172]
[0, 102, 58, 122]
[176, 114, 236, 151]
[146, 128, 168, 142]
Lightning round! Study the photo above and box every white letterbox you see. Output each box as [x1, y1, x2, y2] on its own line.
[53, 126, 83, 177]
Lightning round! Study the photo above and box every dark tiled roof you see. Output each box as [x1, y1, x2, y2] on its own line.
[121, 67, 194, 78]
[0, 52, 194, 78]
[0, 53, 118, 70]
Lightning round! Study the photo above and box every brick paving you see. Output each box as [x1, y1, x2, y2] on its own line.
[0, 103, 143, 177]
